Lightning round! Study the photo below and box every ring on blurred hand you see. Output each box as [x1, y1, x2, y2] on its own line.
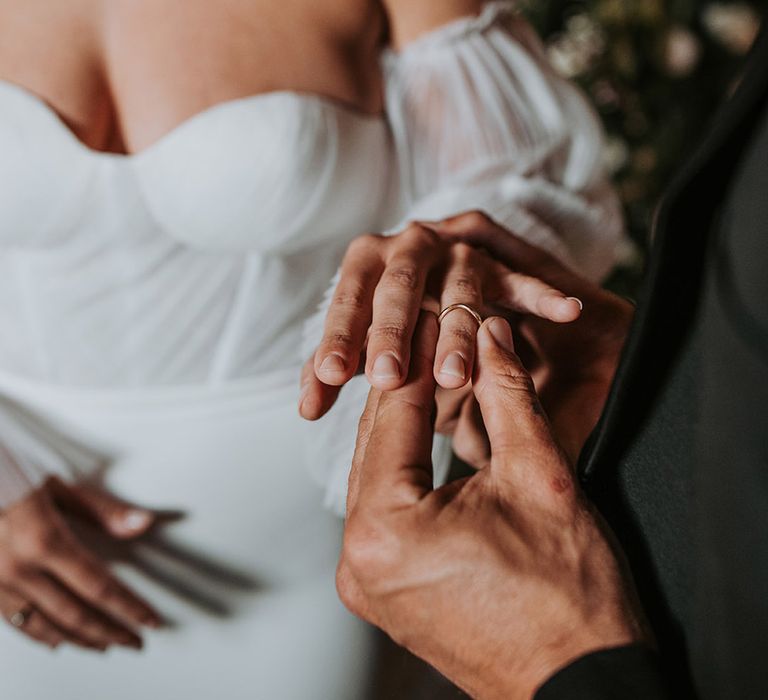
[437, 304, 483, 327]
[9, 604, 34, 629]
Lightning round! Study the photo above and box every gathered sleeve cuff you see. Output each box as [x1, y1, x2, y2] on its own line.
[383, 0, 630, 281]
[535, 645, 676, 700]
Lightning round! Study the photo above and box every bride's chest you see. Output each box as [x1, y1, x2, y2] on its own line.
[0, 0, 386, 156]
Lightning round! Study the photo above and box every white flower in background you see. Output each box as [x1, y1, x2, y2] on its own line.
[547, 14, 605, 78]
[665, 26, 702, 77]
[702, 2, 761, 54]
[548, 41, 582, 78]
[603, 135, 630, 175]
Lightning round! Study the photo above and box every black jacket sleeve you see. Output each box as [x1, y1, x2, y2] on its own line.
[534, 646, 676, 700]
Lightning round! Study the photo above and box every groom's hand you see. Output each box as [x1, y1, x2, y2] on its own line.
[338, 312, 647, 700]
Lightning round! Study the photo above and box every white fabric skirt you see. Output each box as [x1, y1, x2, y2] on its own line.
[0, 368, 375, 700]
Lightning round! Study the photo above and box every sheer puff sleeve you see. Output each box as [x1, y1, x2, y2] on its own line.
[302, 2, 630, 515]
[383, 0, 629, 280]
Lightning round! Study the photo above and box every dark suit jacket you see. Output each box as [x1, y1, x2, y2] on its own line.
[535, 28, 768, 700]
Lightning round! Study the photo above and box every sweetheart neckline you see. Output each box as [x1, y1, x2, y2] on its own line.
[0, 79, 386, 162]
[0, 4, 519, 161]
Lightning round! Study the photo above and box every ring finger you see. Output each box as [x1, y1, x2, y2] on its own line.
[434, 244, 484, 389]
[0, 586, 65, 649]
[16, 571, 142, 650]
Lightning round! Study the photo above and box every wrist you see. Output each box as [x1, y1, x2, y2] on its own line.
[504, 630, 645, 700]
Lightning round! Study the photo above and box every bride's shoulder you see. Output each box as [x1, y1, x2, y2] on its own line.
[378, 0, 488, 49]
[315, 0, 386, 35]
[316, 0, 492, 50]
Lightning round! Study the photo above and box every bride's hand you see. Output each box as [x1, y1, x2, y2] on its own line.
[0, 477, 162, 651]
[300, 217, 582, 420]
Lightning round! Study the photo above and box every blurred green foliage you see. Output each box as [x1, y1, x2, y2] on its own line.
[521, 0, 766, 295]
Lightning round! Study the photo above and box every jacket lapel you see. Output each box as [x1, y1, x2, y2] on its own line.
[580, 27, 768, 482]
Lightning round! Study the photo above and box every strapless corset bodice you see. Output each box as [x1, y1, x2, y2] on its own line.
[0, 86, 394, 252]
[0, 84, 395, 384]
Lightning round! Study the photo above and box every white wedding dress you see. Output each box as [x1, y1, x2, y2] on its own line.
[0, 4, 627, 699]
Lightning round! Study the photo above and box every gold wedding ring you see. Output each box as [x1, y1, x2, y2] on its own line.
[437, 303, 483, 327]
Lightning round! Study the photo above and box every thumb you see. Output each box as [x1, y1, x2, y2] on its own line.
[50, 478, 156, 539]
[473, 318, 565, 482]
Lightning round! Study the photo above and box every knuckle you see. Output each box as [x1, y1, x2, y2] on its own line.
[76, 611, 98, 631]
[19, 526, 62, 560]
[61, 605, 90, 630]
[333, 285, 369, 312]
[335, 564, 365, 615]
[461, 210, 494, 229]
[496, 367, 536, 395]
[0, 555, 24, 582]
[451, 242, 475, 262]
[87, 576, 116, 603]
[475, 362, 535, 403]
[385, 265, 420, 291]
[369, 323, 407, 345]
[401, 223, 439, 249]
[401, 222, 426, 240]
[347, 233, 382, 256]
[449, 275, 479, 298]
[343, 520, 402, 583]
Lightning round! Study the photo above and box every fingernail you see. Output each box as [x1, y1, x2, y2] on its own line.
[565, 296, 584, 311]
[487, 318, 514, 351]
[319, 354, 346, 375]
[439, 353, 466, 380]
[144, 614, 163, 629]
[121, 510, 152, 533]
[372, 353, 400, 381]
